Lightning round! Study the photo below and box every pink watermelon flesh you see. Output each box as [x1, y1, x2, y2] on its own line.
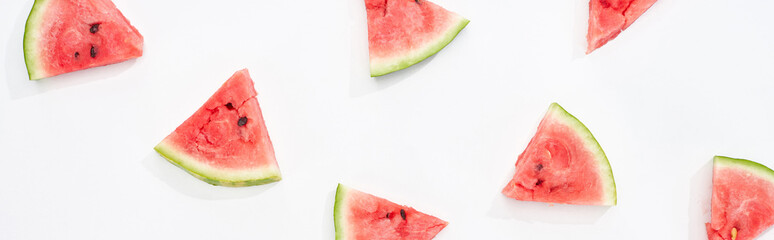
[502, 103, 616, 206]
[706, 156, 774, 240]
[334, 184, 448, 240]
[24, 0, 143, 80]
[154, 69, 280, 187]
[586, 0, 656, 53]
[366, 0, 468, 76]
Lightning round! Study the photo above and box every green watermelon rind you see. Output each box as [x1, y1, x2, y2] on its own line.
[714, 156, 774, 181]
[23, 0, 50, 80]
[153, 141, 282, 187]
[333, 183, 350, 240]
[547, 103, 617, 205]
[370, 17, 469, 77]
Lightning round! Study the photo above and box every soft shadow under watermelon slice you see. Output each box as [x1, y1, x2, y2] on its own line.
[154, 69, 281, 187]
[334, 184, 448, 240]
[502, 103, 617, 206]
[706, 156, 774, 240]
[23, 0, 143, 80]
[365, 0, 469, 77]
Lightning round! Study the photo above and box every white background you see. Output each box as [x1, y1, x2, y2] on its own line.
[1, 0, 773, 239]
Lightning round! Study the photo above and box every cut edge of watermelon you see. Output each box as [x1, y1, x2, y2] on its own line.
[333, 183, 350, 240]
[714, 156, 774, 182]
[370, 17, 469, 77]
[154, 141, 282, 187]
[23, 0, 51, 80]
[548, 103, 617, 205]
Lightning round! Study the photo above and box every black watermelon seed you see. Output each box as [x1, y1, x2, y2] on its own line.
[89, 23, 100, 34]
[415, 0, 420, 3]
[400, 209, 406, 220]
[74, 52, 80, 59]
[386, 213, 390, 218]
[225, 103, 234, 110]
[90, 46, 97, 58]
[238, 117, 248, 126]
[536, 179, 544, 186]
[536, 164, 543, 171]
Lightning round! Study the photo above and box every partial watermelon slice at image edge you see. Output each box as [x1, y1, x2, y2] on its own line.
[365, 0, 469, 77]
[586, 0, 657, 54]
[334, 184, 448, 240]
[370, 18, 469, 77]
[23, 0, 143, 80]
[706, 156, 774, 240]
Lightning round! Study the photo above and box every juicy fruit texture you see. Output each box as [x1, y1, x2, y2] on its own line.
[586, 0, 656, 53]
[502, 103, 616, 206]
[24, 0, 143, 80]
[334, 184, 448, 240]
[154, 69, 281, 187]
[366, 0, 469, 77]
[706, 156, 774, 240]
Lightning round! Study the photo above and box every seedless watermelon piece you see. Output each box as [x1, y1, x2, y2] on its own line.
[502, 103, 617, 206]
[366, 0, 469, 77]
[23, 0, 143, 80]
[154, 69, 281, 187]
[334, 184, 448, 240]
[586, 0, 656, 53]
[706, 156, 774, 240]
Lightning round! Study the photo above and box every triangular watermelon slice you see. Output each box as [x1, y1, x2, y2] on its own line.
[502, 103, 617, 206]
[334, 184, 448, 240]
[154, 69, 281, 187]
[586, 0, 656, 53]
[366, 0, 469, 77]
[706, 156, 774, 240]
[23, 0, 143, 80]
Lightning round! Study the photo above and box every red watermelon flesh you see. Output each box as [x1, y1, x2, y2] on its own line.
[24, 0, 143, 80]
[502, 103, 616, 206]
[334, 184, 448, 240]
[366, 0, 469, 77]
[706, 156, 774, 240]
[586, 0, 656, 54]
[154, 69, 281, 187]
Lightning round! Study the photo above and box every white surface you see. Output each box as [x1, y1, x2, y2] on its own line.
[1, 0, 773, 239]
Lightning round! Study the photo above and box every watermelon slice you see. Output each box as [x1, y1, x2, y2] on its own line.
[366, 0, 469, 77]
[586, 0, 656, 53]
[23, 0, 143, 80]
[706, 156, 774, 240]
[154, 69, 281, 187]
[502, 103, 616, 206]
[334, 184, 448, 240]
